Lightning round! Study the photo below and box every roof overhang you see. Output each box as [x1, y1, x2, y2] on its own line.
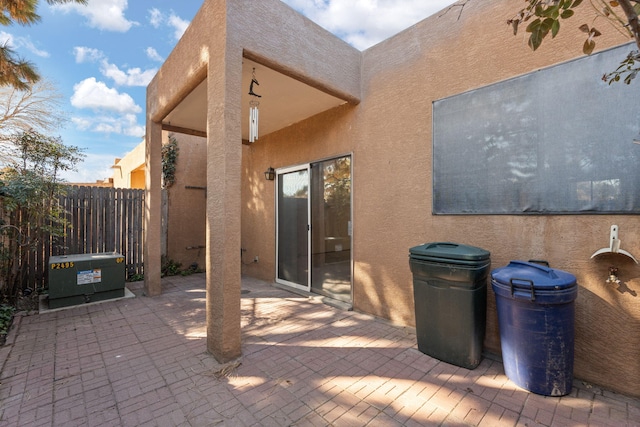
[162, 58, 349, 142]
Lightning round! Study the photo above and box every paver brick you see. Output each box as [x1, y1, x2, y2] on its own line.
[451, 391, 491, 425]
[1, 274, 638, 427]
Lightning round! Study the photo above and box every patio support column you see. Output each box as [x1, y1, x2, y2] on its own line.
[144, 120, 162, 297]
[205, 56, 242, 362]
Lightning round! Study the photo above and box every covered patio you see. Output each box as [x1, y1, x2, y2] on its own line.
[144, 0, 361, 362]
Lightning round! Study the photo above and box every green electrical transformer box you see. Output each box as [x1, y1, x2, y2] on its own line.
[48, 253, 126, 309]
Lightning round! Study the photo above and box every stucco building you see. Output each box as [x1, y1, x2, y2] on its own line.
[144, 0, 640, 398]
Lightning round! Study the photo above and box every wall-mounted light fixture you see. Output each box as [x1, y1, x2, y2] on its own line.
[264, 167, 275, 181]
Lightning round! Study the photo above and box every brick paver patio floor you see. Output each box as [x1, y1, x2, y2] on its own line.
[1, 273, 638, 426]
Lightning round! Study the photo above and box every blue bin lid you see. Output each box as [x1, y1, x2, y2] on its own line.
[409, 242, 490, 264]
[491, 260, 576, 291]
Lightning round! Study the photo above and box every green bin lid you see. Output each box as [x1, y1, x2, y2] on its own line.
[409, 242, 490, 263]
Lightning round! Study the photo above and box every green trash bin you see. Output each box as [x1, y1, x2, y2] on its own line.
[409, 242, 490, 369]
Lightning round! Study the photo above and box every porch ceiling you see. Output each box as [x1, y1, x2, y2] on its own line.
[162, 58, 347, 141]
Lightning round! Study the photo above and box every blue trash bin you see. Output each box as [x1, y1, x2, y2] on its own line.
[491, 261, 577, 396]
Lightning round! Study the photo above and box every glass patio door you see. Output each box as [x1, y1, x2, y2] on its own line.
[276, 156, 352, 303]
[310, 157, 351, 302]
[276, 166, 310, 290]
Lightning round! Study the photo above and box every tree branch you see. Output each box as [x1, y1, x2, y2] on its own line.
[439, 0, 471, 20]
[617, 0, 640, 50]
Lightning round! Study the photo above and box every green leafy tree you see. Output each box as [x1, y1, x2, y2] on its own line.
[0, 0, 87, 89]
[0, 129, 84, 302]
[507, 0, 640, 84]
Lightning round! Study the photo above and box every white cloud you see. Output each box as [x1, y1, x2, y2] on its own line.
[146, 9, 190, 41]
[71, 117, 92, 131]
[72, 47, 156, 86]
[168, 13, 190, 40]
[100, 61, 157, 86]
[0, 31, 50, 57]
[71, 77, 141, 114]
[92, 113, 143, 137]
[0, 31, 13, 46]
[121, 114, 145, 137]
[149, 8, 163, 28]
[146, 47, 163, 62]
[58, 152, 116, 183]
[21, 38, 49, 58]
[73, 46, 104, 63]
[54, 0, 138, 32]
[71, 113, 144, 138]
[282, 0, 459, 50]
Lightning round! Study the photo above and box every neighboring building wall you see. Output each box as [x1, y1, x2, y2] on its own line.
[240, 0, 639, 397]
[70, 179, 114, 187]
[130, 168, 145, 189]
[112, 141, 145, 189]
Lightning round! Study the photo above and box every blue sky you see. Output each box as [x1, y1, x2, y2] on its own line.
[2, 0, 457, 183]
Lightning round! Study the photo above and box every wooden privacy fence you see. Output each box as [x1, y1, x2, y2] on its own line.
[15, 186, 145, 291]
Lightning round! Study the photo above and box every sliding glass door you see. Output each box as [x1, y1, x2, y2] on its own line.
[276, 156, 352, 302]
[310, 157, 351, 302]
[276, 166, 310, 290]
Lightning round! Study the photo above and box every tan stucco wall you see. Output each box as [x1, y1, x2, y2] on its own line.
[352, 1, 638, 398]
[165, 133, 207, 270]
[111, 140, 145, 189]
[130, 168, 145, 189]
[239, 0, 639, 397]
